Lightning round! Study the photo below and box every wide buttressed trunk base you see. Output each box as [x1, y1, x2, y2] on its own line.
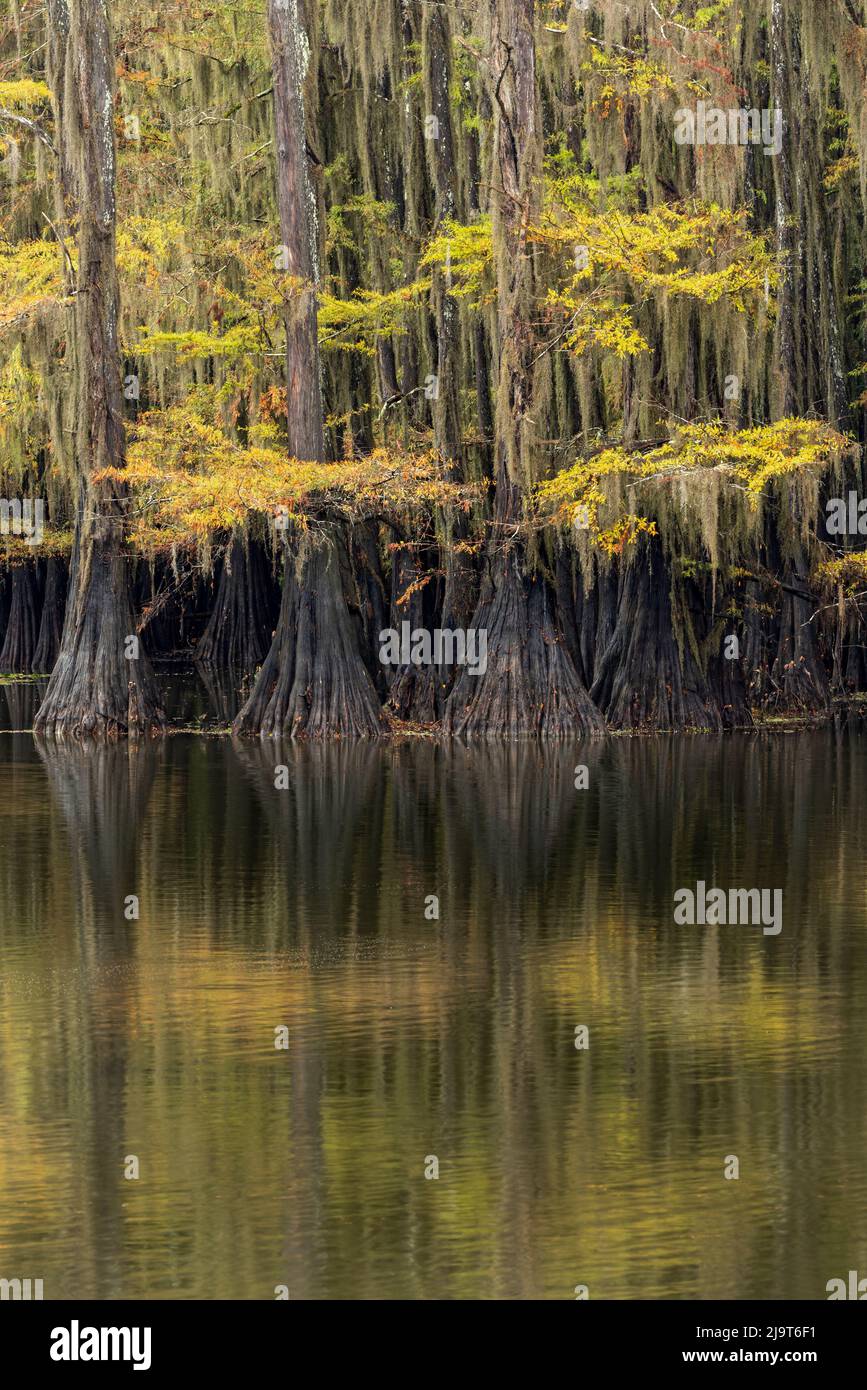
[232, 532, 385, 740]
[767, 569, 832, 714]
[0, 562, 43, 673]
[32, 540, 165, 741]
[590, 540, 728, 733]
[195, 533, 278, 669]
[350, 522, 390, 699]
[443, 548, 605, 739]
[707, 641, 753, 732]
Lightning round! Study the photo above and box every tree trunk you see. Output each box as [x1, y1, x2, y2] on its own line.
[349, 524, 390, 698]
[764, 1, 829, 715]
[590, 539, 724, 732]
[769, 539, 831, 712]
[233, 530, 384, 737]
[195, 532, 278, 668]
[32, 555, 68, 673]
[421, 1, 478, 716]
[0, 563, 43, 673]
[771, 0, 801, 420]
[233, 0, 381, 738]
[444, 0, 602, 738]
[385, 537, 439, 722]
[33, 0, 164, 739]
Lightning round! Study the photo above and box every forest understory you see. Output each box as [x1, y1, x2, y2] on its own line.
[2, 0, 867, 741]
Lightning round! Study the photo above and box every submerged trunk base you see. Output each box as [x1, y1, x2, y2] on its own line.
[0, 563, 42, 674]
[444, 550, 604, 739]
[195, 533, 278, 669]
[32, 555, 68, 674]
[33, 542, 165, 741]
[590, 543, 734, 734]
[233, 534, 384, 740]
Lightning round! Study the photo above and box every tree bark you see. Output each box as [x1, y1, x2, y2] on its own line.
[423, 1, 478, 715]
[769, 537, 831, 712]
[33, 0, 164, 739]
[233, 0, 381, 738]
[0, 563, 42, 673]
[444, 0, 602, 737]
[32, 555, 68, 673]
[591, 540, 724, 732]
[195, 532, 278, 669]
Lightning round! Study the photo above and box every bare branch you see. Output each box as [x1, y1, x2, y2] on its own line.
[0, 107, 56, 155]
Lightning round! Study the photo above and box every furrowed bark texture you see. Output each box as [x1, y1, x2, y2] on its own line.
[763, 0, 831, 715]
[769, 540, 832, 712]
[33, 0, 164, 739]
[0, 563, 42, 673]
[590, 541, 722, 732]
[233, 0, 381, 738]
[195, 533, 278, 669]
[444, 0, 602, 738]
[32, 555, 68, 673]
[590, 541, 754, 733]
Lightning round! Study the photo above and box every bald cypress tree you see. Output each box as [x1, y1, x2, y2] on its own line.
[444, 0, 603, 737]
[33, 0, 164, 738]
[232, 0, 382, 738]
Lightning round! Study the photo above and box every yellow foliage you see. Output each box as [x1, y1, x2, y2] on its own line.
[135, 325, 266, 362]
[99, 401, 479, 552]
[580, 47, 677, 115]
[0, 80, 51, 109]
[117, 215, 189, 283]
[0, 345, 40, 438]
[0, 527, 72, 563]
[536, 201, 777, 357]
[537, 419, 853, 555]
[817, 552, 867, 592]
[318, 280, 432, 354]
[0, 239, 63, 331]
[419, 219, 494, 303]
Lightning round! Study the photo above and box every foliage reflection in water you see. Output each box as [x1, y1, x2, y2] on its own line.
[0, 680, 866, 1298]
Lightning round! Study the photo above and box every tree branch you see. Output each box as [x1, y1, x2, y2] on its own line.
[0, 107, 56, 155]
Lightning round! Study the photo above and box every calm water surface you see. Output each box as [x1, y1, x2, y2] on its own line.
[1, 675, 865, 1300]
